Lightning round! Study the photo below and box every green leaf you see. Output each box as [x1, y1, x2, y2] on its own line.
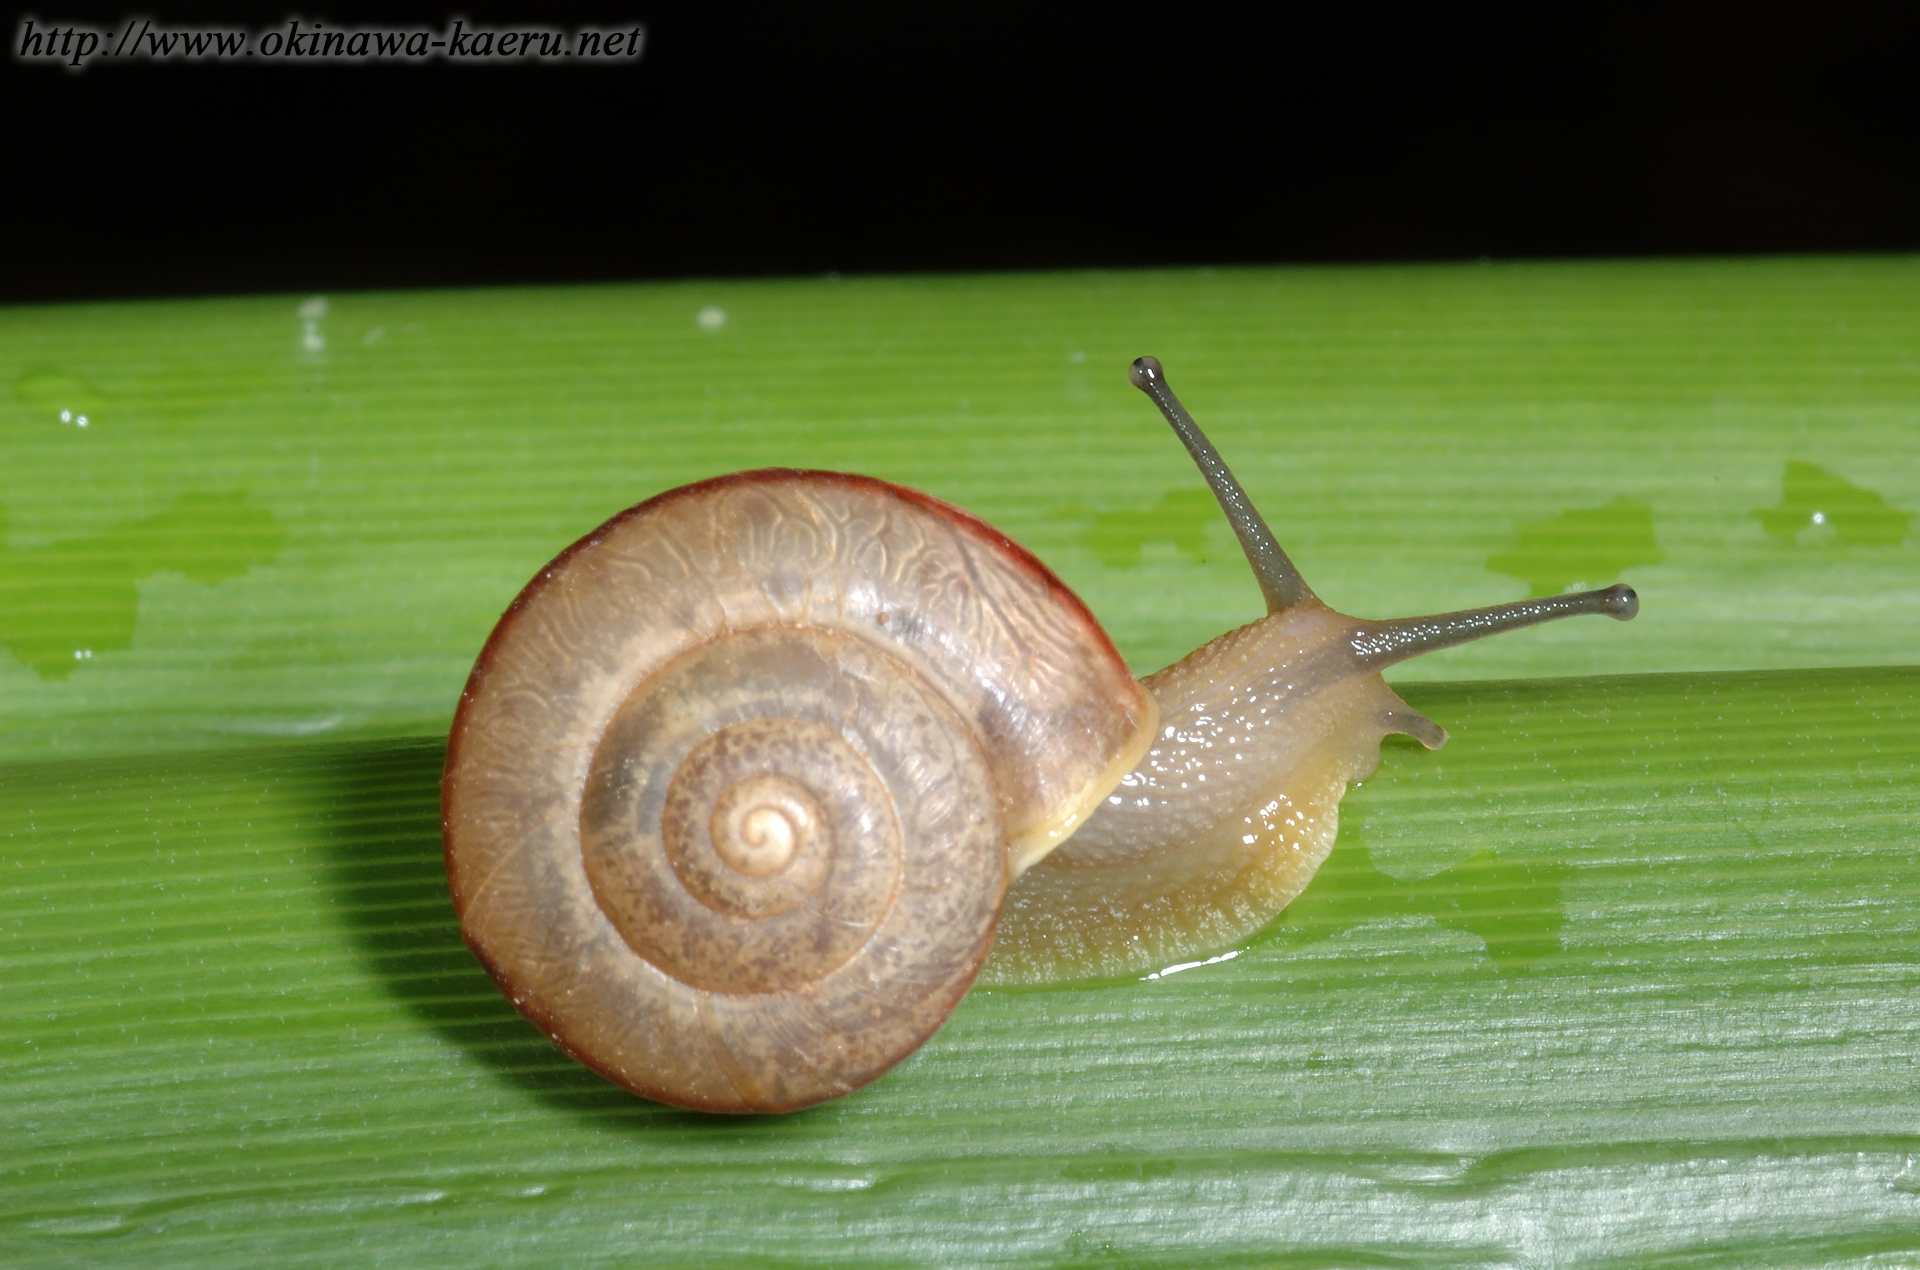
[3, 260, 1918, 1265]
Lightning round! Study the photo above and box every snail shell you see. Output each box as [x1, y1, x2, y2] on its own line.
[442, 471, 1155, 1112]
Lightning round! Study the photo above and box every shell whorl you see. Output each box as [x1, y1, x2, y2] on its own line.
[442, 471, 1154, 1112]
[581, 626, 998, 1001]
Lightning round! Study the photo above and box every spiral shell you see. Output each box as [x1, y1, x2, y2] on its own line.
[442, 471, 1155, 1112]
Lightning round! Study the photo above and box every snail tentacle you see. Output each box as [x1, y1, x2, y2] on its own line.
[1345, 583, 1640, 669]
[1129, 355, 1316, 615]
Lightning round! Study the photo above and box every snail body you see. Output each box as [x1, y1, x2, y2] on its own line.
[442, 357, 1637, 1112]
[988, 602, 1435, 985]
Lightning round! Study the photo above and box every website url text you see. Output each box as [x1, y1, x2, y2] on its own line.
[16, 16, 646, 71]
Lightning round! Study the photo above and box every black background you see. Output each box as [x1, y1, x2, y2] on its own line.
[5, 3, 1917, 303]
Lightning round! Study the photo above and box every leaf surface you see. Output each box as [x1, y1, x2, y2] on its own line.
[2, 260, 1917, 1266]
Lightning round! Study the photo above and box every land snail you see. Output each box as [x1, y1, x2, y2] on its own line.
[442, 356, 1638, 1113]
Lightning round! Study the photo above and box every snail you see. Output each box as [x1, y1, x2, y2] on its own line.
[441, 356, 1638, 1113]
